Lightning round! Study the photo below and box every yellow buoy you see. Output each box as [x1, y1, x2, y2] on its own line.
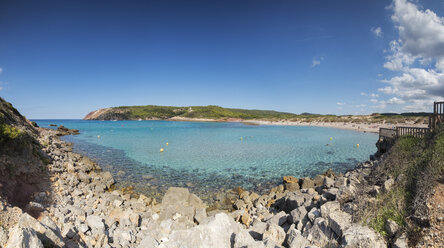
[330, 137, 333, 140]
[166, 142, 169, 146]
[356, 144, 359, 148]
[160, 148, 164, 152]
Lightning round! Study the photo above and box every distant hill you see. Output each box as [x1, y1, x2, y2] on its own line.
[84, 105, 301, 120]
[83, 104, 430, 124]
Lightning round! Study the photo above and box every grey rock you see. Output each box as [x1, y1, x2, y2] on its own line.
[328, 211, 351, 237]
[323, 177, 335, 188]
[62, 224, 76, 239]
[234, 199, 246, 210]
[78, 224, 89, 233]
[86, 215, 105, 233]
[385, 219, 399, 237]
[249, 221, 267, 240]
[159, 213, 240, 248]
[323, 188, 338, 201]
[300, 178, 315, 189]
[102, 171, 115, 189]
[137, 234, 159, 248]
[289, 206, 307, 225]
[320, 201, 340, 218]
[341, 224, 386, 248]
[5, 227, 43, 248]
[383, 178, 395, 192]
[234, 229, 266, 248]
[0, 227, 8, 247]
[263, 223, 286, 245]
[266, 211, 288, 226]
[393, 233, 408, 248]
[280, 193, 305, 212]
[286, 227, 309, 248]
[285, 183, 300, 192]
[303, 218, 335, 247]
[307, 208, 321, 222]
[194, 207, 207, 224]
[17, 213, 65, 247]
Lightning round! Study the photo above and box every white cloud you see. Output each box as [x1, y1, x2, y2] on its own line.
[361, 92, 379, 98]
[311, 57, 324, 67]
[388, 97, 406, 104]
[370, 99, 379, 103]
[0, 86, 2, 91]
[371, 26, 383, 37]
[378, 0, 444, 111]
[0, 68, 2, 74]
[336, 102, 346, 106]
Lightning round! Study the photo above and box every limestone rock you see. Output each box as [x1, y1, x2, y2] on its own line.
[385, 219, 399, 237]
[383, 178, 394, 192]
[393, 233, 408, 248]
[341, 224, 386, 248]
[137, 234, 159, 248]
[300, 177, 315, 189]
[285, 183, 300, 192]
[5, 227, 43, 248]
[262, 223, 285, 245]
[320, 201, 340, 218]
[234, 229, 266, 248]
[86, 215, 105, 233]
[159, 213, 241, 248]
[289, 206, 308, 225]
[283, 176, 299, 184]
[328, 211, 351, 237]
[17, 213, 65, 247]
[286, 227, 309, 248]
[266, 211, 288, 226]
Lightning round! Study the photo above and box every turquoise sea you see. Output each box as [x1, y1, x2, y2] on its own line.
[34, 120, 377, 198]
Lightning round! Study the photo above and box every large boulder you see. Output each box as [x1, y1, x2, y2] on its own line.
[159, 187, 206, 223]
[328, 211, 351, 237]
[17, 213, 64, 247]
[5, 227, 43, 248]
[158, 213, 241, 248]
[341, 224, 386, 248]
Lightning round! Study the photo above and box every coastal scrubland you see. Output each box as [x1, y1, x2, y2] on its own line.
[354, 126, 444, 245]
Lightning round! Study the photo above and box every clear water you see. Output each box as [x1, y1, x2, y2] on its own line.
[34, 120, 377, 198]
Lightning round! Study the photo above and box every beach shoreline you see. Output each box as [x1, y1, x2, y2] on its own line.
[167, 116, 428, 133]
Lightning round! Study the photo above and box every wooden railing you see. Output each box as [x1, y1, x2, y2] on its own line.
[379, 128, 397, 140]
[396, 126, 430, 138]
[378, 100, 442, 153]
[378, 126, 429, 141]
[430, 101, 444, 129]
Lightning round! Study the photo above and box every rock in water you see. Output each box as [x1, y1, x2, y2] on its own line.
[283, 176, 298, 184]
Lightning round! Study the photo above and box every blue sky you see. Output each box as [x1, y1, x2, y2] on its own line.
[1, 0, 444, 119]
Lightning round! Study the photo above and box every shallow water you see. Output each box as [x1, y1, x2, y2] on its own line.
[34, 120, 377, 198]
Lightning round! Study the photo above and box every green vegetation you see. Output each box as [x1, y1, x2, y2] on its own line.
[97, 105, 429, 123]
[361, 126, 444, 244]
[0, 121, 24, 145]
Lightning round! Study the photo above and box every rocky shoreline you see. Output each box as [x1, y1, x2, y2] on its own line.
[0, 124, 408, 248]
